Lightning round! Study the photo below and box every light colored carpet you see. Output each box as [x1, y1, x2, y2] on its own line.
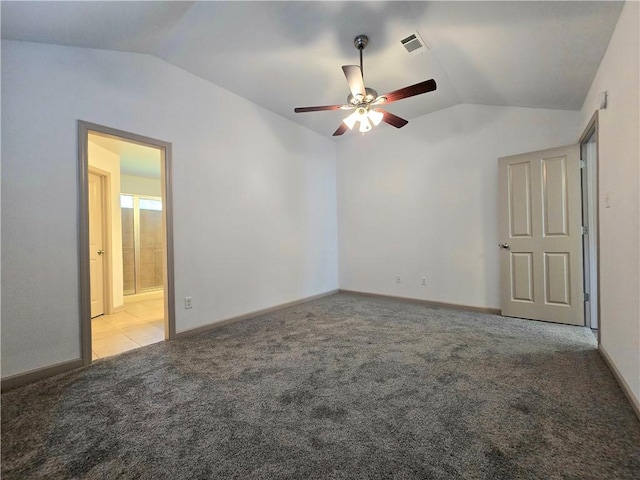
[2, 292, 639, 479]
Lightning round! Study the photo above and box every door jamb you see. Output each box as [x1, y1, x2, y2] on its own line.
[78, 121, 176, 366]
[578, 111, 600, 344]
[88, 167, 114, 315]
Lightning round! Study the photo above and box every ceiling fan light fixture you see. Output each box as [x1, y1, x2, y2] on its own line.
[368, 109, 384, 126]
[359, 117, 372, 133]
[344, 106, 369, 130]
[343, 110, 360, 129]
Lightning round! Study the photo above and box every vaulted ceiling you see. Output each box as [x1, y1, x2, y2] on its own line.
[2, 1, 624, 138]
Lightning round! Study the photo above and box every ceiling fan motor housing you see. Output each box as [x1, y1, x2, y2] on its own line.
[347, 87, 378, 105]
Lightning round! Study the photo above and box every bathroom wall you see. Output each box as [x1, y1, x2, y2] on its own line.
[121, 174, 162, 197]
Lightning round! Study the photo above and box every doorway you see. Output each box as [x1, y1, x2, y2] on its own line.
[79, 121, 175, 365]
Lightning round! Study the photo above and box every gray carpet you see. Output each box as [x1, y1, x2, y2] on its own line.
[2, 292, 639, 479]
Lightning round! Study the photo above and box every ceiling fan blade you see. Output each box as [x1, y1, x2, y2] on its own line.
[342, 65, 366, 100]
[294, 105, 342, 113]
[333, 123, 349, 136]
[378, 79, 437, 104]
[376, 109, 409, 128]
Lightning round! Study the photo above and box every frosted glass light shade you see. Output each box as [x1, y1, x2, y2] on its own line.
[368, 109, 384, 126]
[359, 117, 372, 133]
[343, 110, 360, 130]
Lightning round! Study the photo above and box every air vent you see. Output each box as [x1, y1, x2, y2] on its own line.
[401, 32, 428, 55]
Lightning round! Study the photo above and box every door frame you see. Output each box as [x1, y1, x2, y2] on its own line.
[578, 111, 600, 343]
[78, 121, 176, 366]
[87, 168, 113, 316]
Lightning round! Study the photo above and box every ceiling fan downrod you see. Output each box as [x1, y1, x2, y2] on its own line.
[354, 34, 368, 80]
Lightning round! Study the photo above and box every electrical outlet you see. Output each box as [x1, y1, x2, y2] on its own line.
[185, 296, 193, 309]
[395, 275, 401, 284]
[421, 277, 427, 286]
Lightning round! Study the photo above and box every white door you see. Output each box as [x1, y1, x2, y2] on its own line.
[89, 172, 105, 318]
[498, 145, 584, 326]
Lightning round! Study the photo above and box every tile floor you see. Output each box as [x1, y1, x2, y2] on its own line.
[92, 297, 165, 360]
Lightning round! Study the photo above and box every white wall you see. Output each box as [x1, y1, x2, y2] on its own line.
[1, 41, 338, 377]
[121, 174, 162, 197]
[336, 104, 580, 308]
[579, 1, 639, 406]
[88, 140, 124, 310]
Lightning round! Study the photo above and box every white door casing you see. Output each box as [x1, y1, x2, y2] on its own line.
[498, 145, 584, 326]
[89, 172, 105, 318]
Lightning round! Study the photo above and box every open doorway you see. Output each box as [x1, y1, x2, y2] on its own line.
[78, 122, 175, 364]
[579, 112, 599, 340]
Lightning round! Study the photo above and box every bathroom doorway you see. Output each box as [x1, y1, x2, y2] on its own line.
[79, 121, 175, 364]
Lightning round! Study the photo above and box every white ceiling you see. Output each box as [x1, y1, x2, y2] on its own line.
[2, 1, 624, 139]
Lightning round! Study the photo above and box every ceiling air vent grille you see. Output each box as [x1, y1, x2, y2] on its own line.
[401, 32, 428, 55]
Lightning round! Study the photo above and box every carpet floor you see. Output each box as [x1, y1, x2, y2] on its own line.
[2, 292, 639, 479]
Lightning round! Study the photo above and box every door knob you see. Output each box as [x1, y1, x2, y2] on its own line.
[498, 243, 510, 249]
[97, 249, 105, 255]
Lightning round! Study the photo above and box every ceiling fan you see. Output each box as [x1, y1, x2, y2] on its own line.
[294, 35, 437, 136]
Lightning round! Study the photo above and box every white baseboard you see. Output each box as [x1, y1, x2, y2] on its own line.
[175, 289, 339, 339]
[339, 289, 501, 315]
[599, 345, 640, 421]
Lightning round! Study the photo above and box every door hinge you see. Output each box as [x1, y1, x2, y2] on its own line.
[580, 160, 586, 169]
[581, 226, 588, 235]
[584, 292, 590, 302]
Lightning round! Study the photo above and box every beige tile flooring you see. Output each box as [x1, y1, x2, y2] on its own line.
[92, 297, 165, 360]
